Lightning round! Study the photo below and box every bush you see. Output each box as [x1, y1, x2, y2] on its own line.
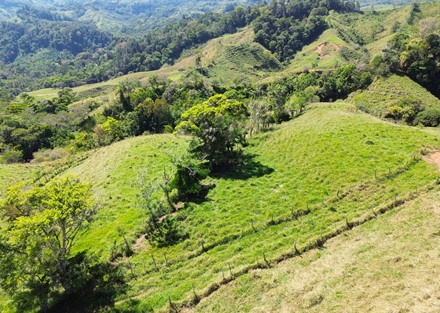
[31, 148, 69, 163]
[414, 108, 440, 127]
[0, 150, 23, 164]
[385, 97, 422, 124]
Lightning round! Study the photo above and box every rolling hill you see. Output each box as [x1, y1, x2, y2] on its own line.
[0, 1, 439, 312]
[2, 98, 440, 312]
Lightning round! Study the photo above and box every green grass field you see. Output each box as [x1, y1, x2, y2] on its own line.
[191, 187, 440, 312]
[286, 29, 352, 72]
[1, 100, 439, 312]
[349, 75, 440, 117]
[114, 101, 440, 311]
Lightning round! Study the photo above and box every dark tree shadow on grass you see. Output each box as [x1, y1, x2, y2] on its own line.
[211, 153, 274, 180]
[48, 253, 127, 313]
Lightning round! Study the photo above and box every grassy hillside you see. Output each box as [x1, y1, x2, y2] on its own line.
[262, 28, 358, 83]
[199, 29, 281, 85]
[287, 29, 353, 70]
[349, 75, 440, 117]
[93, 102, 440, 311]
[1, 100, 437, 311]
[190, 187, 440, 312]
[1, 2, 439, 312]
[1, 98, 440, 312]
[27, 28, 275, 102]
[330, 2, 440, 55]
[66, 134, 185, 258]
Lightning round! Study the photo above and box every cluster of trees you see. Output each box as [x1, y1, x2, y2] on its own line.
[257, 64, 372, 124]
[0, 88, 94, 163]
[0, 64, 375, 164]
[0, 19, 112, 64]
[371, 30, 439, 98]
[93, 72, 215, 146]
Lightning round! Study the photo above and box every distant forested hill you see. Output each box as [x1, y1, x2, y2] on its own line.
[0, 0, 358, 96]
[0, 0, 260, 34]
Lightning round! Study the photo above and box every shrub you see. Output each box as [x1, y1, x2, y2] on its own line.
[0, 150, 23, 164]
[32, 147, 69, 163]
[385, 97, 422, 124]
[414, 108, 440, 127]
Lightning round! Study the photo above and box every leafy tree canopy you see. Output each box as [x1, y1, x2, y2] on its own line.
[175, 94, 248, 170]
[0, 176, 96, 312]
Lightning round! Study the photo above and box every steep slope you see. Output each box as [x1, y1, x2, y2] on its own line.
[349, 75, 440, 117]
[190, 188, 440, 313]
[1, 99, 440, 311]
[198, 28, 281, 85]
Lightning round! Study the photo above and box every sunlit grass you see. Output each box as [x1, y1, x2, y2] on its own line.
[107, 102, 440, 311]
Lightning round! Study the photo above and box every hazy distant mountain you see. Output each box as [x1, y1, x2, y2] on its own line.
[0, 0, 260, 34]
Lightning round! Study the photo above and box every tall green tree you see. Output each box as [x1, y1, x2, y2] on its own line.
[175, 94, 248, 170]
[0, 176, 96, 312]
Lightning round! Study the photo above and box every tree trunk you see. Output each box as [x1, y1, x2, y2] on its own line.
[40, 296, 49, 313]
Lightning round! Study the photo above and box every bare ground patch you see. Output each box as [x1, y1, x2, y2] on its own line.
[423, 151, 440, 171]
[315, 42, 342, 59]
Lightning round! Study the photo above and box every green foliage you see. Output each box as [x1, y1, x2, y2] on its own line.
[169, 153, 210, 202]
[369, 55, 392, 77]
[285, 87, 319, 118]
[175, 94, 248, 169]
[0, 150, 23, 164]
[0, 176, 96, 312]
[94, 117, 126, 146]
[383, 32, 440, 97]
[254, 0, 356, 62]
[138, 170, 186, 248]
[384, 97, 422, 123]
[351, 75, 440, 123]
[414, 108, 440, 127]
[248, 99, 274, 136]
